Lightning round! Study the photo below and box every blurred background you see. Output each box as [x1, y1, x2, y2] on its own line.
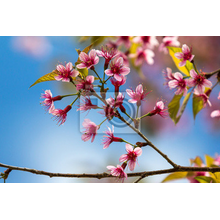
[0, 36, 219, 183]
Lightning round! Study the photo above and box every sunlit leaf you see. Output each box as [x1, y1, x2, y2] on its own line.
[167, 46, 194, 76]
[161, 172, 188, 183]
[90, 36, 107, 47]
[213, 172, 220, 181]
[192, 94, 204, 119]
[77, 68, 88, 79]
[78, 36, 91, 43]
[29, 70, 59, 88]
[194, 176, 214, 183]
[205, 155, 215, 167]
[168, 94, 183, 124]
[190, 156, 203, 166]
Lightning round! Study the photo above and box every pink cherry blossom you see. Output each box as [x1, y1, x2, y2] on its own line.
[193, 88, 212, 107]
[132, 36, 158, 49]
[163, 67, 176, 86]
[129, 47, 155, 66]
[76, 75, 94, 91]
[110, 77, 126, 94]
[77, 97, 98, 112]
[40, 90, 62, 113]
[174, 44, 195, 67]
[96, 46, 119, 68]
[116, 51, 130, 67]
[168, 72, 188, 96]
[116, 36, 131, 49]
[107, 164, 127, 182]
[81, 119, 99, 143]
[148, 101, 168, 118]
[126, 84, 151, 106]
[213, 154, 220, 166]
[211, 110, 220, 118]
[55, 62, 79, 82]
[102, 125, 123, 149]
[159, 36, 180, 54]
[119, 144, 142, 171]
[107, 92, 126, 113]
[101, 104, 117, 120]
[51, 105, 72, 125]
[76, 49, 99, 70]
[187, 164, 209, 183]
[187, 69, 212, 93]
[105, 57, 130, 82]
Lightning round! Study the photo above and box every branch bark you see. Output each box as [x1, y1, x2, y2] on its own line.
[1, 162, 220, 183]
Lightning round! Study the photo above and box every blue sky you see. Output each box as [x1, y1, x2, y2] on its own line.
[0, 36, 219, 183]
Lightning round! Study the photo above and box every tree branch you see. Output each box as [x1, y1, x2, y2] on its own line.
[1, 162, 220, 183]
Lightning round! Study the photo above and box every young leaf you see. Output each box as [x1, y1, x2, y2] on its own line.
[168, 94, 183, 124]
[77, 68, 88, 79]
[29, 70, 59, 88]
[190, 156, 203, 166]
[161, 172, 188, 183]
[192, 94, 204, 119]
[205, 154, 214, 167]
[194, 176, 214, 183]
[167, 46, 194, 76]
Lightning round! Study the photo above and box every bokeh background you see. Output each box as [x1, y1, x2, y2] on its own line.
[0, 36, 219, 183]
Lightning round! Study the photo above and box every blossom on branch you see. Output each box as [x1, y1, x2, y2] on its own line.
[159, 36, 180, 54]
[187, 70, 212, 93]
[193, 88, 212, 107]
[126, 84, 151, 106]
[77, 97, 99, 113]
[102, 125, 123, 149]
[132, 36, 158, 49]
[174, 44, 194, 67]
[76, 49, 99, 70]
[55, 62, 79, 82]
[107, 164, 127, 182]
[148, 101, 168, 118]
[76, 75, 94, 92]
[81, 119, 99, 143]
[105, 57, 130, 82]
[51, 105, 72, 125]
[119, 144, 142, 171]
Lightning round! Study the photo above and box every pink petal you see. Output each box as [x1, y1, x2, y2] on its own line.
[114, 74, 123, 81]
[125, 144, 133, 153]
[136, 84, 143, 94]
[115, 57, 123, 66]
[107, 165, 115, 171]
[105, 69, 113, 76]
[71, 69, 79, 77]
[156, 101, 164, 109]
[76, 63, 87, 69]
[174, 52, 184, 59]
[54, 75, 63, 81]
[179, 60, 186, 67]
[128, 99, 138, 103]
[190, 69, 198, 78]
[57, 64, 65, 73]
[86, 75, 94, 84]
[128, 160, 136, 171]
[89, 49, 97, 60]
[66, 62, 73, 72]
[211, 110, 220, 118]
[134, 147, 142, 156]
[203, 79, 212, 88]
[120, 67, 130, 76]
[119, 154, 128, 162]
[168, 80, 178, 89]
[182, 44, 190, 54]
[79, 52, 89, 62]
[174, 72, 183, 81]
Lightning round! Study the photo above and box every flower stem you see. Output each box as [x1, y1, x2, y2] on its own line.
[99, 118, 108, 127]
[139, 112, 150, 120]
[136, 105, 140, 119]
[92, 69, 102, 83]
[121, 139, 135, 147]
[123, 111, 133, 121]
[104, 76, 111, 84]
[62, 93, 78, 98]
[70, 96, 79, 106]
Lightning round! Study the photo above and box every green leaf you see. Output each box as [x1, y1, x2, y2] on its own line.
[29, 70, 59, 88]
[90, 36, 107, 47]
[190, 156, 203, 166]
[77, 68, 88, 79]
[205, 155, 214, 167]
[194, 176, 214, 183]
[167, 46, 194, 76]
[168, 94, 183, 124]
[162, 172, 188, 183]
[192, 94, 204, 119]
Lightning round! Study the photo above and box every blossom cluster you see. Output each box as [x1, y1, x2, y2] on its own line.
[37, 36, 219, 182]
[39, 42, 170, 182]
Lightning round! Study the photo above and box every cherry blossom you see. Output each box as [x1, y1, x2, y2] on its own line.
[116, 36, 131, 49]
[77, 97, 99, 112]
[107, 92, 126, 113]
[119, 144, 142, 171]
[187, 69, 212, 93]
[96, 46, 119, 69]
[168, 72, 188, 96]
[105, 57, 130, 82]
[40, 90, 62, 113]
[81, 119, 99, 143]
[126, 84, 151, 106]
[76, 49, 99, 70]
[129, 47, 155, 66]
[193, 88, 212, 107]
[133, 36, 158, 49]
[102, 125, 123, 149]
[107, 164, 127, 182]
[211, 110, 220, 118]
[174, 44, 195, 67]
[148, 101, 168, 118]
[76, 75, 94, 92]
[51, 105, 72, 125]
[55, 62, 79, 82]
[159, 36, 180, 54]
[110, 77, 126, 94]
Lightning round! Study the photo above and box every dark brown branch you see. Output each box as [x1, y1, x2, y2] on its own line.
[1, 162, 220, 182]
